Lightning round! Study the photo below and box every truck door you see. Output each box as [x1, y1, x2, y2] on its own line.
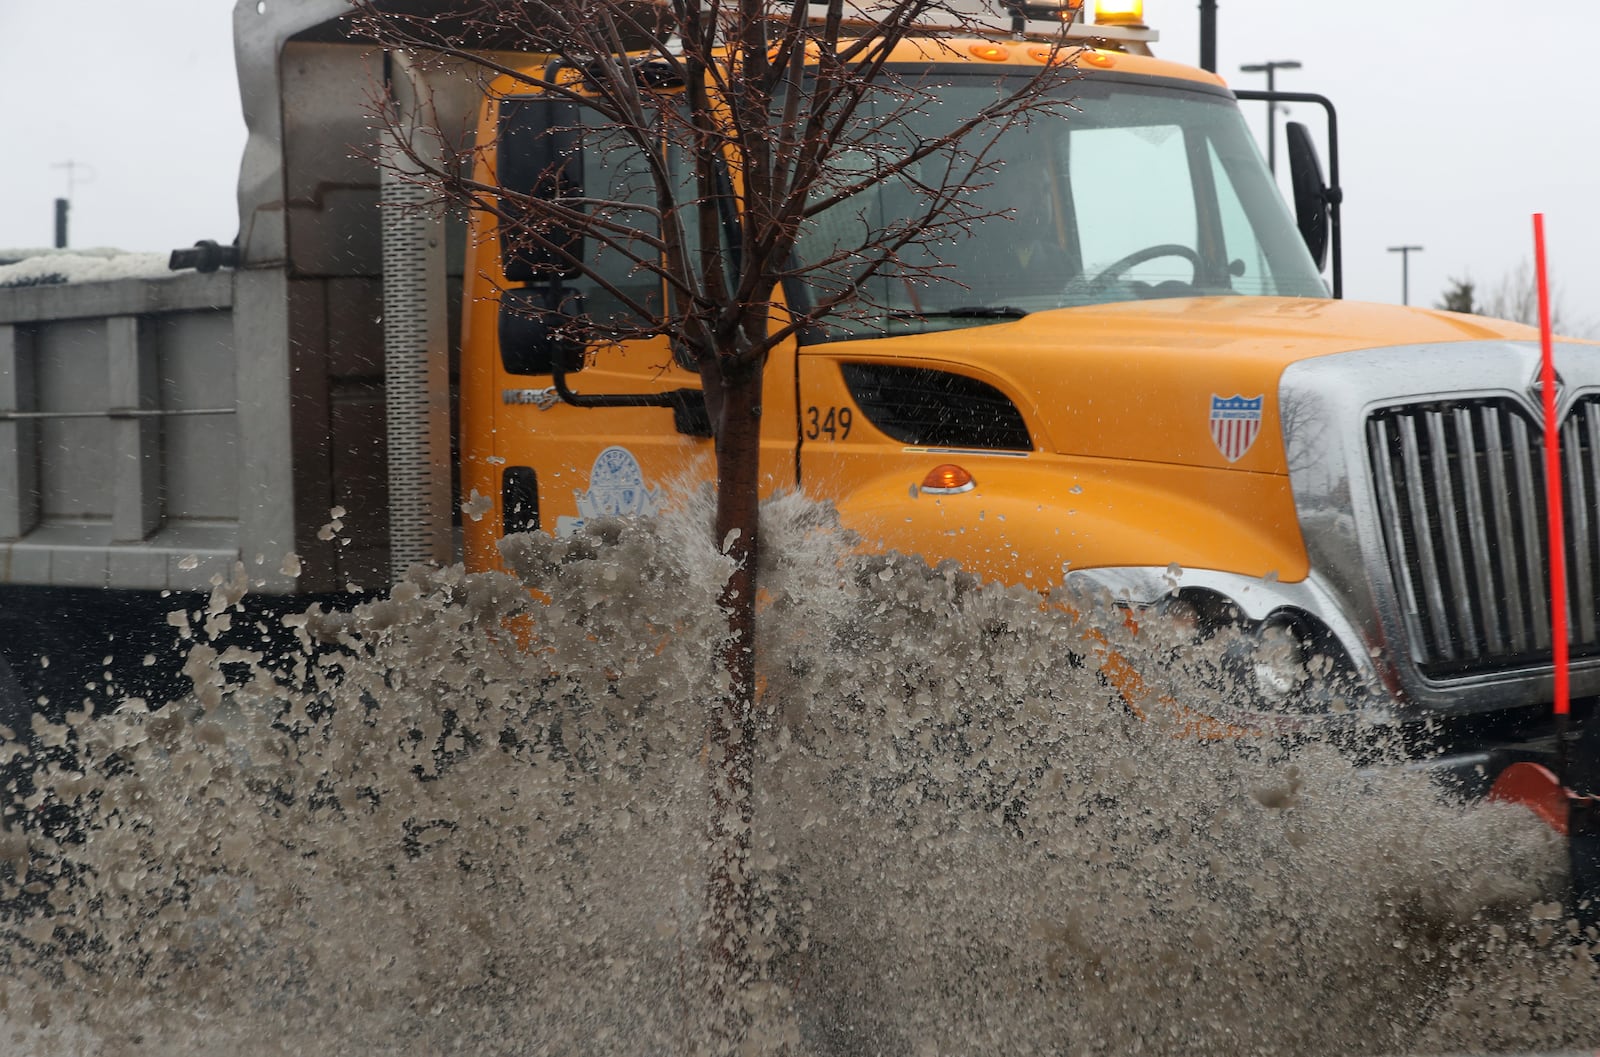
[460, 94, 798, 571]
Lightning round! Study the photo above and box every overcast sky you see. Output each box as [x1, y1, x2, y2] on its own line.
[0, 0, 1593, 323]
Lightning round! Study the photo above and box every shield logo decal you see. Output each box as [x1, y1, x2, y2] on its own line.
[1209, 394, 1264, 463]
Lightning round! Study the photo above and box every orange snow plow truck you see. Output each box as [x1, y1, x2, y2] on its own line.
[0, 0, 1593, 913]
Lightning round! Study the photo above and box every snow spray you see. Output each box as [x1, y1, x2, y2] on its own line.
[1, 493, 1597, 1056]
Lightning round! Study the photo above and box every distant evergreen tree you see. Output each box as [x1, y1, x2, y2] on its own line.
[1437, 276, 1478, 314]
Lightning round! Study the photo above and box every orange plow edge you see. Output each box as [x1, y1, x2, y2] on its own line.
[1489, 756, 1600, 932]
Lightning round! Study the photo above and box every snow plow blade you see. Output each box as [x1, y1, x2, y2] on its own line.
[1487, 722, 1600, 932]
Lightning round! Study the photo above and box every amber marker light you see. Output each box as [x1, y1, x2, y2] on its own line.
[1027, 45, 1072, 64]
[969, 43, 1010, 61]
[921, 464, 976, 495]
[1093, 0, 1144, 26]
[1080, 50, 1116, 68]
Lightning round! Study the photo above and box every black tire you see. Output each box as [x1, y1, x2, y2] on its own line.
[0, 653, 34, 842]
[0, 653, 28, 755]
[1570, 719, 1600, 932]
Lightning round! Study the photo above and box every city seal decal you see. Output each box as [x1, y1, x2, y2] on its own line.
[555, 445, 663, 537]
[1209, 394, 1264, 463]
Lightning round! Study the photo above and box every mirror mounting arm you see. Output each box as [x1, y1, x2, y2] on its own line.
[1235, 89, 1342, 299]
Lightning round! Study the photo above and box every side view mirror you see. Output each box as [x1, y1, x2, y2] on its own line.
[498, 286, 586, 376]
[498, 97, 585, 281]
[1285, 121, 1328, 271]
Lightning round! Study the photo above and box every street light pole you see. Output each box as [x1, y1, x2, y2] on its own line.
[1387, 245, 1424, 306]
[1239, 59, 1301, 175]
[51, 159, 93, 250]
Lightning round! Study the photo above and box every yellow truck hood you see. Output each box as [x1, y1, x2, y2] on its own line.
[854, 296, 1540, 473]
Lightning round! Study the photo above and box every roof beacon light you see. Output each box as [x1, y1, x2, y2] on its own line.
[1001, 0, 1085, 24]
[921, 464, 976, 495]
[1093, 0, 1145, 27]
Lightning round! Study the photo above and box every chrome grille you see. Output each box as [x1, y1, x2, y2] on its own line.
[1367, 395, 1600, 678]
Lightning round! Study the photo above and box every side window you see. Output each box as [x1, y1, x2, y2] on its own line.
[1207, 140, 1270, 294]
[496, 98, 662, 335]
[1067, 123, 1197, 282]
[791, 146, 888, 308]
[572, 118, 663, 331]
[666, 139, 739, 300]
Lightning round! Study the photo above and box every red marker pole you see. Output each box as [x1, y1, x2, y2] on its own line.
[1534, 214, 1570, 770]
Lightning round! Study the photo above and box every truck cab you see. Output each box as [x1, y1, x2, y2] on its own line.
[459, 0, 1594, 753]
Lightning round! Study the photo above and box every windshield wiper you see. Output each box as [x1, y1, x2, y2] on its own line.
[886, 305, 1030, 321]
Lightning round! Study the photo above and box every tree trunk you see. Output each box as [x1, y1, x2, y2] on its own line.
[703, 352, 764, 1046]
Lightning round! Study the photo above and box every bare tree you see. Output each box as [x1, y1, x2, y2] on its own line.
[1444, 260, 1589, 337]
[356, 0, 1076, 1042]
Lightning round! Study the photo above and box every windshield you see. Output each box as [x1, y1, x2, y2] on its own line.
[789, 70, 1328, 340]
